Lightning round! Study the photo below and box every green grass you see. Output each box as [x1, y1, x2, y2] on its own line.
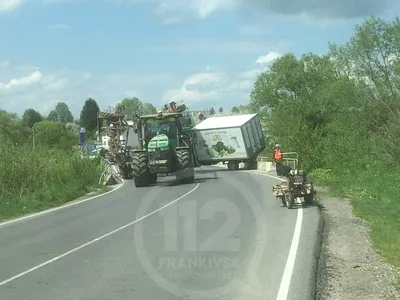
[0, 143, 106, 221]
[310, 168, 400, 286]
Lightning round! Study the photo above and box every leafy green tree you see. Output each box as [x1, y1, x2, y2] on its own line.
[0, 110, 29, 145]
[47, 110, 58, 122]
[143, 102, 157, 115]
[219, 107, 223, 113]
[22, 108, 43, 128]
[209, 107, 215, 115]
[80, 98, 100, 134]
[231, 106, 240, 114]
[34, 120, 76, 150]
[117, 97, 143, 120]
[47, 102, 74, 123]
[329, 16, 400, 166]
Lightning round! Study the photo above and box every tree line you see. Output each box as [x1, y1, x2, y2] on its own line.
[3, 97, 157, 147]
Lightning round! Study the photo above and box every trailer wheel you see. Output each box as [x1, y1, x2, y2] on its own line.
[132, 152, 150, 187]
[227, 161, 239, 171]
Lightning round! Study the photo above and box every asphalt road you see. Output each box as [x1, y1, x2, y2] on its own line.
[0, 166, 322, 300]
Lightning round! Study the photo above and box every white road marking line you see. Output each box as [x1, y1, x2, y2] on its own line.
[246, 170, 304, 299]
[0, 183, 200, 287]
[0, 183, 125, 228]
[276, 207, 303, 300]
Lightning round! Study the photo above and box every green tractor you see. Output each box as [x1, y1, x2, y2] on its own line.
[131, 109, 198, 187]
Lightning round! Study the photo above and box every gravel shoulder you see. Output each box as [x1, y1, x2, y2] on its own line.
[316, 191, 400, 300]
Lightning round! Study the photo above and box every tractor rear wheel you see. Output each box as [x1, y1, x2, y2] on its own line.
[132, 152, 150, 187]
[175, 149, 194, 183]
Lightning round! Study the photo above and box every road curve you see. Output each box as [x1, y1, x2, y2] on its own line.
[0, 166, 322, 300]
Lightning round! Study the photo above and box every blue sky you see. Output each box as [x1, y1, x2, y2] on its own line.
[1, 0, 399, 118]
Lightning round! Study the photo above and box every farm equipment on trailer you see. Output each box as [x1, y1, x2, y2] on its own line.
[97, 106, 134, 179]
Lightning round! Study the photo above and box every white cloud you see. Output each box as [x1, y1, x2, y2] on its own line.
[0, 51, 280, 117]
[163, 51, 280, 106]
[122, 0, 395, 24]
[43, 77, 69, 90]
[256, 51, 281, 64]
[0, 71, 43, 90]
[0, 61, 175, 117]
[0, 0, 22, 13]
[163, 72, 224, 103]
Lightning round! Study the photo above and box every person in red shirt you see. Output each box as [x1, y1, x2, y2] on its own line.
[273, 144, 283, 176]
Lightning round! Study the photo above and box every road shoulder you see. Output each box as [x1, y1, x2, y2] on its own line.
[316, 192, 400, 300]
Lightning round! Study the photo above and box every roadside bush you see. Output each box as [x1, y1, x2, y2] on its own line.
[0, 139, 105, 220]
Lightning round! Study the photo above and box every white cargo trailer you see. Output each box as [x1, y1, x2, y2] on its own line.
[193, 113, 265, 170]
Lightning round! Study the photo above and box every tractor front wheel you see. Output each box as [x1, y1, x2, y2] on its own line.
[175, 149, 195, 183]
[132, 152, 150, 187]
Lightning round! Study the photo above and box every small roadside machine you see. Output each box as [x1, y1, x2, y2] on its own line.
[272, 152, 316, 209]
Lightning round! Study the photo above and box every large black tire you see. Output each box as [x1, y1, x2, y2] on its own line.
[121, 166, 133, 179]
[227, 161, 239, 171]
[175, 149, 194, 183]
[132, 152, 150, 187]
[286, 192, 295, 209]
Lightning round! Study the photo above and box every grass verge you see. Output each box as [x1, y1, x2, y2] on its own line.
[0, 143, 107, 222]
[310, 168, 400, 287]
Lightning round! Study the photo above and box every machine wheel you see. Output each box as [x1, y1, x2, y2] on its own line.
[227, 161, 239, 171]
[278, 196, 286, 207]
[286, 192, 295, 209]
[121, 166, 130, 179]
[304, 190, 315, 205]
[175, 149, 194, 183]
[245, 159, 258, 170]
[132, 152, 150, 187]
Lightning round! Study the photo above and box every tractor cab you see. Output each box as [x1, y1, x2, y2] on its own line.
[142, 113, 180, 149]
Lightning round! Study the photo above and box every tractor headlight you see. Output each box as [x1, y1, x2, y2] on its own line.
[160, 147, 169, 151]
[148, 148, 156, 152]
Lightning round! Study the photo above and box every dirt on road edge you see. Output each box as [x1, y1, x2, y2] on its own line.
[316, 193, 399, 299]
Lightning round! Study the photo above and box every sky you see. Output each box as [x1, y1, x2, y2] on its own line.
[1, 0, 400, 118]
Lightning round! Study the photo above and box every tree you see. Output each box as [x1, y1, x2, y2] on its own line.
[143, 102, 157, 115]
[47, 102, 73, 123]
[219, 107, 223, 113]
[231, 106, 240, 114]
[22, 108, 43, 128]
[34, 120, 76, 150]
[209, 107, 215, 115]
[117, 97, 144, 120]
[0, 110, 29, 145]
[80, 98, 100, 133]
[329, 16, 400, 165]
[47, 110, 58, 122]
[249, 52, 366, 170]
